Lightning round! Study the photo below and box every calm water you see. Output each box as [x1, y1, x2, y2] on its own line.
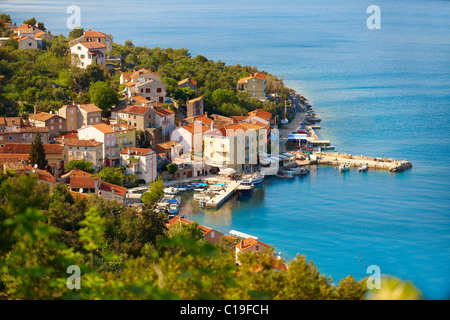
[3, 0, 450, 299]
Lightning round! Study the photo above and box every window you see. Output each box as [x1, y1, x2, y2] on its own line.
[146, 88, 150, 93]
[80, 54, 85, 59]
[157, 88, 162, 93]
[141, 89, 143, 93]
[77, 46, 81, 50]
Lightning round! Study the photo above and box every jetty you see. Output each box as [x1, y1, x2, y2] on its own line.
[205, 181, 240, 208]
[317, 152, 413, 172]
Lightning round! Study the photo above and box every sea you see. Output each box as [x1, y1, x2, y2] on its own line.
[2, 0, 449, 299]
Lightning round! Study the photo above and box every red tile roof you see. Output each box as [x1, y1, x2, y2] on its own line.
[0, 143, 65, 155]
[90, 123, 115, 134]
[65, 139, 102, 147]
[180, 123, 209, 134]
[246, 109, 272, 121]
[83, 29, 113, 40]
[79, 103, 102, 113]
[155, 107, 174, 116]
[69, 177, 99, 189]
[128, 106, 150, 114]
[187, 96, 203, 104]
[99, 181, 127, 197]
[178, 77, 198, 86]
[238, 72, 266, 84]
[120, 147, 153, 156]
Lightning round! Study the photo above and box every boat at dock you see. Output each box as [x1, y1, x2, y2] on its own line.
[164, 187, 179, 195]
[276, 169, 294, 179]
[167, 199, 180, 216]
[237, 180, 254, 191]
[338, 163, 350, 172]
[291, 167, 309, 175]
[242, 171, 264, 185]
[358, 163, 368, 172]
[250, 171, 264, 184]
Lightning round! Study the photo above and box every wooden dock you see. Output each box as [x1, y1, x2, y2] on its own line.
[205, 181, 240, 208]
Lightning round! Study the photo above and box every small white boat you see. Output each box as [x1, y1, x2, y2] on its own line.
[237, 180, 254, 191]
[358, 163, 368, 172]
[338, 163, 350, 172]
[291, 167, 309, 175]
[167, 199, 180, 215]
[276, 170, 294, 179]
[198, 197, 210, 207]
[164, 187, 179, 195]
[250, 172, 264, 184]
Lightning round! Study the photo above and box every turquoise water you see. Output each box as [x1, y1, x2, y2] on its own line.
[3, 0, 450, 299]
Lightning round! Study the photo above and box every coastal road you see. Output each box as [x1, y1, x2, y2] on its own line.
[278, 94, 306, 152]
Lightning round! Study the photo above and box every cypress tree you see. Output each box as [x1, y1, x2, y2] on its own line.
[28, 132, 48, 169]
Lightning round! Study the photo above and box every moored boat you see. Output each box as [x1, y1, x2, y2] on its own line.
[167, 199, 180, 215]
[338, 163, 350, 172]
[291, 167, 309, 175]
[237, 180, 254, 191]
[276, 169, 294, 179]
[164, 187, 179, 195]
[358, 163, 368, 172]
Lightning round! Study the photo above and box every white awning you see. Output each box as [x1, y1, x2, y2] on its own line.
[218, 168, 236, 175]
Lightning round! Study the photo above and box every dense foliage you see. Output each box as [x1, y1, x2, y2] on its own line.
[0, 15, 290, 121]
[0, 175, 378, 300]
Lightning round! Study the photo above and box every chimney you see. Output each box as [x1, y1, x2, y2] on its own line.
[210, 121, 214, 131]
[34, 105, 37, 114]
[240, 240, 244, 249]
[205, 111, 208, 117]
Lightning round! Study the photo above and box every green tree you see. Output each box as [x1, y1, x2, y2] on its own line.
[141, 178, 164, 207]
[68, 27, 84, 39]
[166, 162, 177, 177]
[23, 17, 36, 26]
[0, 13, 12, 23]
[93, 167, 124, 186]
[89, 81, 119, 115]
[28, 132, 48, 169]
[79, 206, 107, 268]
[65, 160, 95, 174]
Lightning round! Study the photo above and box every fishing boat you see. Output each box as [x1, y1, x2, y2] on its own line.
[291, 167, 309, 175]
[276, 169, 294, 179]
[164, 187, 179, 195]
[338, 163, 350, 172]
[198, 196, 210, 207]
[167, 199, 180, 215]
[358, 163, 368, 172]
[237, 180, 254, 191]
